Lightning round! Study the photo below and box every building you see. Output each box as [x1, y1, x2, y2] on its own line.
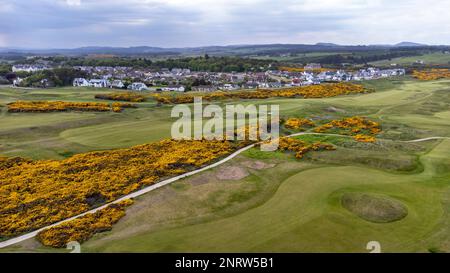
[192, 85, 217, 92]
[220, 83, 239, 90]
[89, 79, 110, 88]
[161, 85, 185, 92]
[13, 77, 23, 86]
[110, 80, 125, 89]
[128, 82, 148, 91]
[12, 64, 51, 73]
[73, 78, 90, 87]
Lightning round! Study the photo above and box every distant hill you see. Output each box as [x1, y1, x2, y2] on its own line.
[0, 42, 446, 57]
[395, 42, 428, 47]
[315, 42, 341, 47]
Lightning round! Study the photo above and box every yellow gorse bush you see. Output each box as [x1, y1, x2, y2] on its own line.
[7, 101, 136, 113]
[313, 116, 381, 143]
[277, 137, 335, 159]
[36, 200, 133, 248]
[95, 92, 146, 102]
[412, 69, 450, 80]
[153, 83, 367, 104]
[284, 118, 315, 130]
[0, 139, 237, 239]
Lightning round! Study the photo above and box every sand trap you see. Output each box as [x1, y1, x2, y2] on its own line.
[215, 166, 249, 180]
[241, 160, 276, 170]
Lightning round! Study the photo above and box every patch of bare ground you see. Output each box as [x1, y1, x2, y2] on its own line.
[186, 173, 212, 186]
[215, 165, 249, 180]
[241, 160, 276, 170]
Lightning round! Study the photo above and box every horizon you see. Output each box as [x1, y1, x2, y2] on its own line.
[1, 0, 450, 48]
[0, 41, 442, 51]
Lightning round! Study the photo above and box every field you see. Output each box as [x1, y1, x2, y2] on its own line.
[369, 52, 450, 66]
[1, 77, 450, 253]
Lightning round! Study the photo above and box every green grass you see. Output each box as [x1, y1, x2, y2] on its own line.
[370, 52, 450, 66]
[341, 192, 408, 223]
[80, 164, 447, 253]
[1, 77, 450, 253]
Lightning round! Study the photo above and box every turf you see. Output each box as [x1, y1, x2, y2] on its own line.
[1, 77, 450, 253]
[341, 192, 408, 223]
[369, 52, 450, 66]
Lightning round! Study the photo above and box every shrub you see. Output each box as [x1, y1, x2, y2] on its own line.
[153, 83, 367, 104]
[0, 139, 237, 238]
[37, 200, 133, 248]
[95, 92, 146, 102]
[7, 101, 135, 113]
[412, 69, 450, 80]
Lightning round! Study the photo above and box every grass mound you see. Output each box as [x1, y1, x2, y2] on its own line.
[341, 192, 408, 223]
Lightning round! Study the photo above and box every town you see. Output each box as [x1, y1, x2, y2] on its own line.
[10, 63, 405, 92]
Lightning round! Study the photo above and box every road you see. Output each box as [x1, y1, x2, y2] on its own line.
[0, 133, 448, 249]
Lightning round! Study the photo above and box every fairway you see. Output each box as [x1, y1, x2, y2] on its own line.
[370, 52, 450, 66]
[1, 77, 450, 253]
[82, 164, 445, 252]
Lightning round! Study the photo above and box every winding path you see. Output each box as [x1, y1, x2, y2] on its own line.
[0, 133, 448, 249]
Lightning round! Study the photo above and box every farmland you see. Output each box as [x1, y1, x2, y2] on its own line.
[1, 77, 450, 253]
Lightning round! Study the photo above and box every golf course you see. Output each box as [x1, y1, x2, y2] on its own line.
[1, 77, 449, 253]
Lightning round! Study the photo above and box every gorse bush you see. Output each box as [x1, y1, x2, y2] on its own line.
[36, 200, 134, 248]
[7, 101, 136, 113]
[277, 137, 336, 159]
[0, 139, 237, 238]
[412, 69, 450, 80]
[313, 116, 381, 142]
[95, 92, 146, 102]
[153, 83, 367, 104]
[283, 118, 315, 130]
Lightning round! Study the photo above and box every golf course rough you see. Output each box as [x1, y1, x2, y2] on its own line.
[341, 192, 408, 223]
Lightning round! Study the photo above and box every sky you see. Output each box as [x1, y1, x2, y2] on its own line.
[1, 0, 450, 48]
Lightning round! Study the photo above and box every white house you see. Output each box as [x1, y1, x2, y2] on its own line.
[221, 83, 239, 90]
[12, 64, 51, 73]
[73, 78, 90, 87]
[128, 82, 148, 91]
[110, 80, 125, 89]
[161, 85, 185, 92]
[89, 79, 110, 88]
[13, 77, 23, 86]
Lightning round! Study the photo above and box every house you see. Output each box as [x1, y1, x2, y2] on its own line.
[12, 64, 51, 73]
[110, 80, 125, 89]
[128, 82, 148, 91]
[191, 85, 217, 92]
[161, 85, 185, 92]
[73, 78, 90, 87]
[243, 82, 259, 89]
[268, 82, 282, 88]
[89, 79, 110, 88]
[220, 83, 239, 90]
[13, 77, 23, 86]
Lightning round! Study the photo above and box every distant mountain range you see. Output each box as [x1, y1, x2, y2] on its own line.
[394, 41, 428, 47]
[0, 42, 446, 56]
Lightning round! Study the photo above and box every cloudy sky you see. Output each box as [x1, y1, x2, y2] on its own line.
[1, 0, 449, 48]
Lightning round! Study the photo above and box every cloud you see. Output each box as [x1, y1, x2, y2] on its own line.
[1, 0, 450, 48]
[66, 0, 81, 6]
